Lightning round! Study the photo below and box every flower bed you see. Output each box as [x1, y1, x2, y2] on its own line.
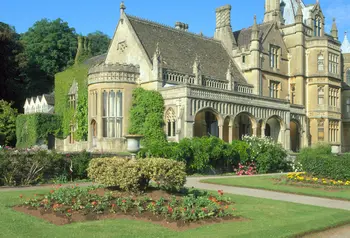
[14, 186, 240, 230]
[286, 172, 350, 186]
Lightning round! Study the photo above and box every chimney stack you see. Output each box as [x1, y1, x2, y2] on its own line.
[175, 22, 189, 31]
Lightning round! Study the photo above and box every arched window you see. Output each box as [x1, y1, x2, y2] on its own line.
[317, 54, 324, 71]
[165, 108, 176, 137]
[314, 16, 322, 37]
[346, 69, 350, 85]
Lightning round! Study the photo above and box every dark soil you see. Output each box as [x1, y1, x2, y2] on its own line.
[13, 187, 244, 231]
[13, 206, 245, 231]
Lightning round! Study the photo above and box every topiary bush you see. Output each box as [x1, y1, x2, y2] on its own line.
[87, 157, 186, 192]
[296, 144, 350, 180]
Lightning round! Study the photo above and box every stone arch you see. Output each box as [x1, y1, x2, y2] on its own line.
[194, 107, 222, 138]
[223, 115, 234, 142]
[91, 119, 97, 147]
[263, 115, 285, 143]
[232, 112, 256, 140]
[165, 107, 176, 137]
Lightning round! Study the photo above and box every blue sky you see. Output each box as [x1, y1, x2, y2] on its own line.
[1, 0, 350, 42]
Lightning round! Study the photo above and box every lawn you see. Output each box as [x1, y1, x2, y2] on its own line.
[201, 175, 350, 200]
[1, 188, 350, 237]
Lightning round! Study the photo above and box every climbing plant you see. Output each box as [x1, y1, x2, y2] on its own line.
[16, 113, 62, 148]
[128, 88, 167, 148]
[54, 64, 88, 140]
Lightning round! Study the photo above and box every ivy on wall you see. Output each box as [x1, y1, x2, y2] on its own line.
[128, 88, 167, 147]
[54, 64, 88, 141]
[16, 113, 62, 148]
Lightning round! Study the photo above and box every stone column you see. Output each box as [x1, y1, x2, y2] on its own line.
[229, 126, 233, 142]
[261, 123, 266, 137]
[252, 126, 258, 136]
[219, 125, 224, 140]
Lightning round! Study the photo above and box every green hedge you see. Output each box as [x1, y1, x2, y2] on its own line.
[16, 113, 62, 148]
[0, 148, 125, 186]
[296, 144, 350, 180]
[87, 157, 186, 192]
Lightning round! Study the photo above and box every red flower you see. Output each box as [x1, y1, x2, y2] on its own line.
[151, 201, 156, 206]
[184, 208, 187, 211]
[201, 207, 207, 212]
[50, 190, 54, 194]
[191, 209, 195, 214]
[218, 190, 224, 196]
[122, 200, 126, 203]
[19, 194, 23, 199]
[67, 209, 72, 213]
[91, 201, 98, 206]
[225, 205, 228, 209]
[111, 204, 116, 208]
[168, 206, 173, 213]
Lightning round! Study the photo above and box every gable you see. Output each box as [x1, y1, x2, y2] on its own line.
[261, 24, 288, 57]
[105, 13, 152, 82]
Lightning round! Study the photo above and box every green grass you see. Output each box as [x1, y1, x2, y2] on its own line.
[1, 188, 350, 237]
[201, 176, 350, 200]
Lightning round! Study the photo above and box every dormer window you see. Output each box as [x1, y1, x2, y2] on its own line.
[314, 16, 322, 37]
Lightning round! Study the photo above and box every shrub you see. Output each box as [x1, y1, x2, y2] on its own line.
[296, 144, 350, 180]
[87, 157, 186, 192]
[0, 100, 18, 146]
[139, 137, 239, 174]
[242, 135, 290, 174]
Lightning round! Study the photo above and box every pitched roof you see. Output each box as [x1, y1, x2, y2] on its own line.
[127, 15, 246, 82]
[84, 53, 107, 66]
[43, 94, 55, 105]
[233, 22, 274, 48]
[342, 33, 350, 53]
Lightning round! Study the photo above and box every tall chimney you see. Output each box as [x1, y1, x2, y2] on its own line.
[214, 4, 236, 51]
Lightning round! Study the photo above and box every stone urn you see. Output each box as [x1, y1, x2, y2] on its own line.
[124, 135, 143, 158]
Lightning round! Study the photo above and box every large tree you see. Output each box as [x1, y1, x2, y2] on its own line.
[87, 31, 110, 56]
[21, 18, 77, 95]
[0, 22, 25, 105]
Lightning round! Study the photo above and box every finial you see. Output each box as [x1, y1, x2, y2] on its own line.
[120, 1, 126, 10]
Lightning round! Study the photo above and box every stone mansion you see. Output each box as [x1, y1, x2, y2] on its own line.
[53, 0, 350, 153]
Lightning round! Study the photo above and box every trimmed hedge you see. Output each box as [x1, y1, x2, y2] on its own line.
[87, 157, 186, 192]
[296, 144, 350, 180]
[16, 113, 62, 148]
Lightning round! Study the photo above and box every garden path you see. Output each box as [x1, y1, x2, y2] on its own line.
[185, 175, 350, 211]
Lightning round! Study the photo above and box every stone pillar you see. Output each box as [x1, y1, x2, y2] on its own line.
[184, 121, 195, 138]
[229, 126, 233, 142]
[261, 124, 266, 137]
[252, 126, 258, 136]
[219, 125, 224, 140]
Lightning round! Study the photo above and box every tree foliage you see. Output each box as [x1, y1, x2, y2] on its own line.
[87, 31, 110, 56]
[20, 18, 77, 96]
[0, 100, 18, 146]
[128, 88, 167, 147]
[0, 22, 26, 107]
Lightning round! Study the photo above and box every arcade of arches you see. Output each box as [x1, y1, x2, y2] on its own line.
[193, 108, 302, 152]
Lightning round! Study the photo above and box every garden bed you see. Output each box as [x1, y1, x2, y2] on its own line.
[13, 186, 243, 231]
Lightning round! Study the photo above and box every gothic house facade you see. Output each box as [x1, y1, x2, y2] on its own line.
[78, 0, 350, 153]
